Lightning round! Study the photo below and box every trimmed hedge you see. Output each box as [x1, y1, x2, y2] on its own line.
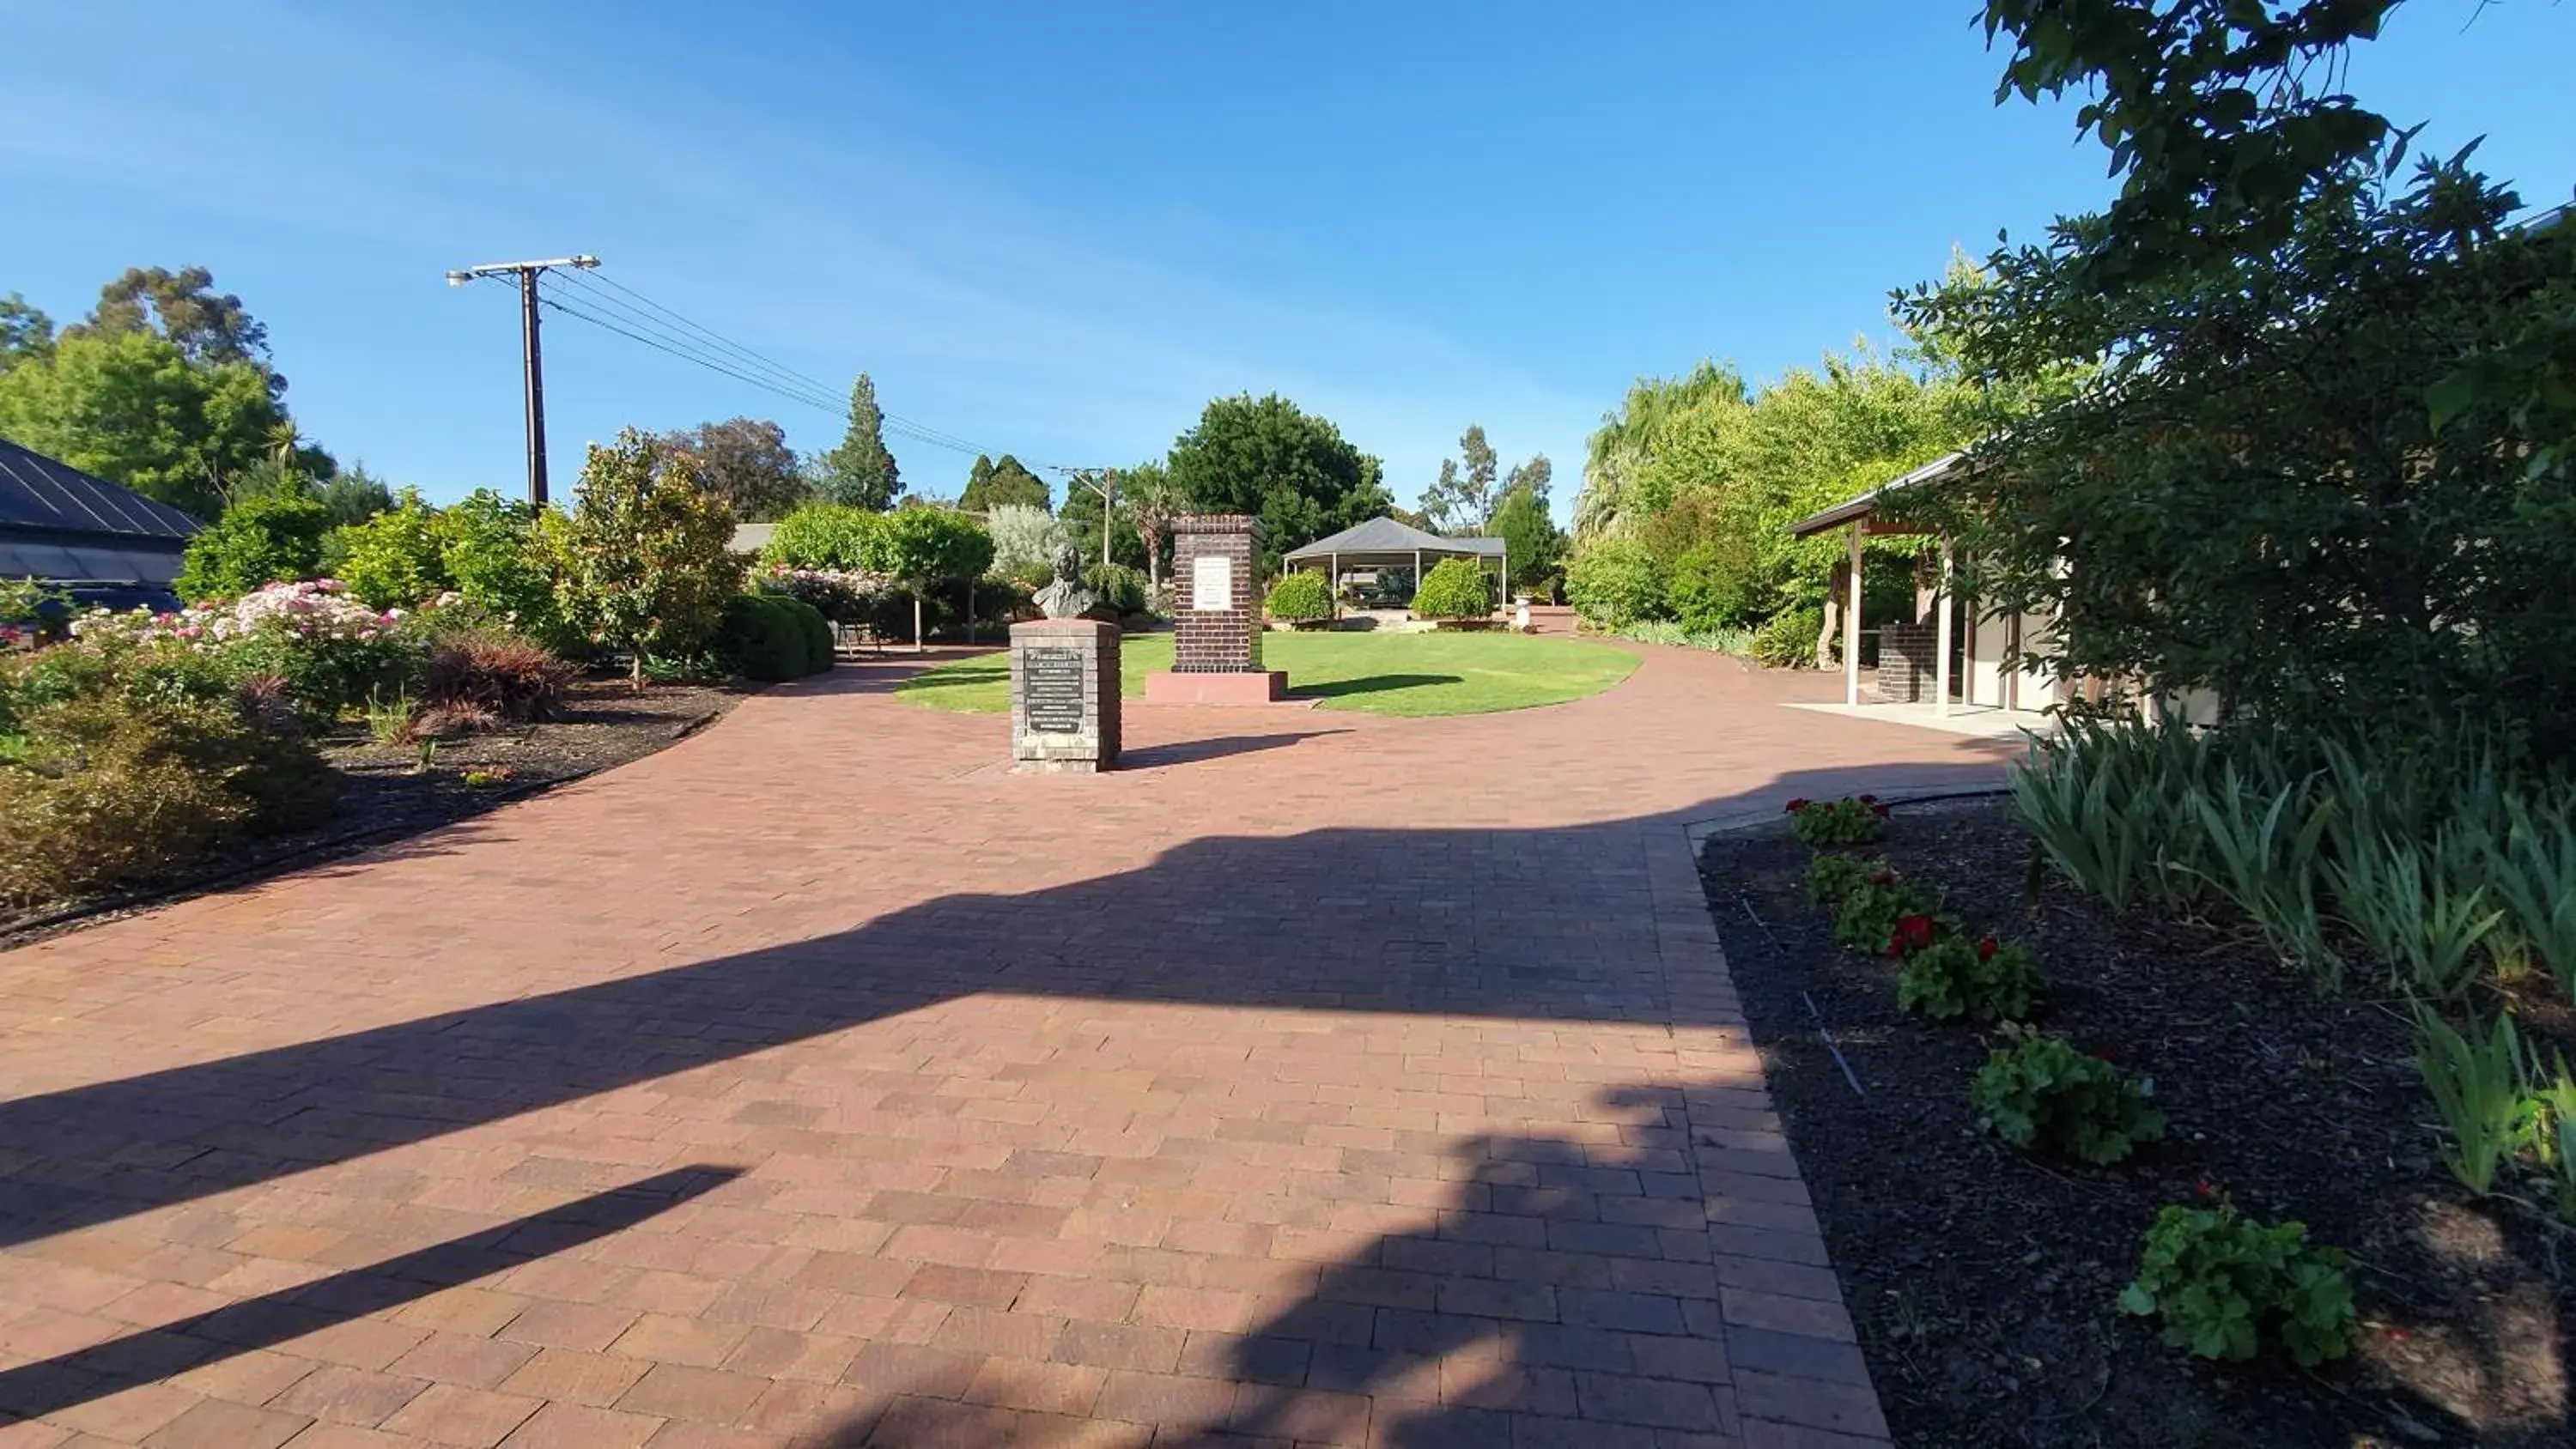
[715, 594, 831, 682]
[1412, 557, 1492, 620]
[779, 596, 835, 673]
[1266, 571, 1333, 622]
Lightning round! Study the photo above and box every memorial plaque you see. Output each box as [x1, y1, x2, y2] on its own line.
[1022, 646, 1085, 735]
[1191, 553, 1232, 611]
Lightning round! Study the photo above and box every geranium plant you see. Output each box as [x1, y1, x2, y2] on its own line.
[1788, 793, 1890, 847]
[1832, 869, 1932, 954]
[1971, 1029, 2164, 1162]
[2120, 1197, 2355, 1367]
[1897, 929, 2041, 1022]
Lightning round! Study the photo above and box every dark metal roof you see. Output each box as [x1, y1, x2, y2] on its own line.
[0, 436, 201, 543]
[1283, 516, 1505, 560]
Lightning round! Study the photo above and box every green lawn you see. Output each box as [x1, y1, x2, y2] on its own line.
[892, 630, 1639, 718]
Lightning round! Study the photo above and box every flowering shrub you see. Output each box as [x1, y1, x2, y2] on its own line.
[756, 565, 893, 625]
[1832, 868, 1932, 954]
[2121, 1198, 2354, 1367]
[1896, 929, 2042, 1022]
[1971, 1029, 2164, 1162]
[1788, 794, 1888, 847]
[71, 580, 418, 724]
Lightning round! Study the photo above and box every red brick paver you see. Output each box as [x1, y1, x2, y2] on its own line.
[0, 645, 2009, 1446]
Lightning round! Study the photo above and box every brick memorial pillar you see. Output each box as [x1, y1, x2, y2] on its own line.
[1143, 513, 1292, 705]
[1009, 617, 1120, 773]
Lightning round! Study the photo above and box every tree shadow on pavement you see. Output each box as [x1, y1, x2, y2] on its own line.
[0, 1167, 740, 1423]
[0, 762, 2008, 1254]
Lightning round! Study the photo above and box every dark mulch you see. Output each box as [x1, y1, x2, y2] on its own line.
[1699, 794, 2575, 1449]
[1, 677, 748, 947]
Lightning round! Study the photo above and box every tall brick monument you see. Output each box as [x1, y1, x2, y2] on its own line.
[1143, 513, 1291, 705]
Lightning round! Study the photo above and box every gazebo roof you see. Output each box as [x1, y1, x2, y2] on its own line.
[1283, 517, 1504, 561]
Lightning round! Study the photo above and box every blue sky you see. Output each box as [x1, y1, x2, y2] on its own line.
[4, 1, 2570, 521]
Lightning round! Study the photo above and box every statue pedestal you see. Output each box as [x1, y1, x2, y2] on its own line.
[1010, 619, 1120, 773]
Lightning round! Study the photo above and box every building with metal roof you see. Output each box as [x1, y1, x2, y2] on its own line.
[0, 437, 201, 613]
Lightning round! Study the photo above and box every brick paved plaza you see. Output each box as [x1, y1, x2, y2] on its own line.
[0, 645, 2011, 1447]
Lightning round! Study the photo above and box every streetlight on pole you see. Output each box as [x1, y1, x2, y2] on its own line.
[445, 254, 599, 506]
[1053, 465, 1118, 569]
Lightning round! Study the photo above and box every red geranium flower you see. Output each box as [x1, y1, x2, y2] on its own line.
[1784, 797, 1809, 813]
[1869, 870, 1895, 886]
[1858, 793, 1878, 803]
[1869, 803, 1890, 818]
[1892, 914, 1937, 954]
[2194, 1179, 2217, 1198]
[1976, 935, 1999, 961]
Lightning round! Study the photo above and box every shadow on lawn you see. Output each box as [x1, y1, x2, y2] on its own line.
[1290, 673, 1465, 701]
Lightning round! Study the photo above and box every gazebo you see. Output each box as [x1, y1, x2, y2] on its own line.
[1280, 517, 1507, 612]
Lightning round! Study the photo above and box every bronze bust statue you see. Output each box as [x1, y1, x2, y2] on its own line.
[1031, 543, 1096, 620]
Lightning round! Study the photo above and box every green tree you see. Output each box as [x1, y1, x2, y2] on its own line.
[1118, 460, 1182, 590]
[1579, 348, 1976, 630]
[1486, 482, 1564, 595]
[0, 294, 53, 370]
[762, 501, 887, 573]
[1890, 0, 2576, 743]
[960, 453, 1049, 512]
[1419, 424, 1508, 534]
[1576, 363, 1747, 540]
[1564, 536, 1666, 630]
[1166, 393, 1392, 572]
[814, 373, 900, 509]
[1504, 453, 1552, 504]
[0, 329, 289, 519]
[72, 265, 283, 397]
[550, 430, 745, 685]
[442, 490, 574, 649]
[173, 489, 333, 602]
[312, 463, 395, 527]
[659, 416, 808, 521]
[862, 507, 994, 650]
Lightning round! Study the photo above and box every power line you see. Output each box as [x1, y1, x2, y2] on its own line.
[553, 269, 841, 408]
[543, 269, 1007, 460]
[538, 295, 842, 414]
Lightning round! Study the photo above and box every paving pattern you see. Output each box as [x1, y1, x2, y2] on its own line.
[0, 642, 2013, 1447]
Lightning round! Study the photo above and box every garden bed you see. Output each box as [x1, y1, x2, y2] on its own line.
[1698, 794, 2574, 1448]
[1, 676, 745, 947]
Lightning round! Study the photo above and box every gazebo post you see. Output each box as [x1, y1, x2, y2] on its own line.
[1330, 551, 1340, 618]
[1935, 537, 1954, 718]
[1844, 520, 1863, 707]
